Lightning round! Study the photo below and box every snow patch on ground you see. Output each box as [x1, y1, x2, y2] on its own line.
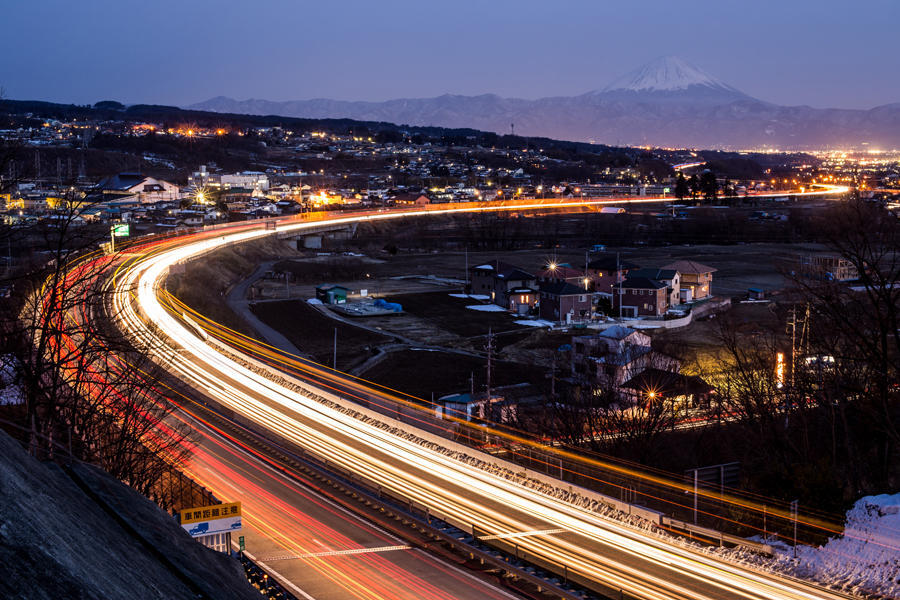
[306, 298, 323, 305]
[448, 293, 490, 300]
[466, 304, 507, 312]
[514, 319, 554, 328]
[774, 494, 900, 598]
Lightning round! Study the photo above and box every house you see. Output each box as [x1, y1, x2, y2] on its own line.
[507, 287, 538, 315]
[619, 368, 714, 410]
[663, 260, 717, 301]
[572, 326, 657, 389]
[539, 281, 591, 322]
[628, 268, 681, 307]
[435, 383, 541, 424]
[315, 284, 349, 305]
[586, 255, 639, 294]
[97, 173, 180, 204]
[572, 326, 681, 394]
[792, 254, 859, 282]
[614, 277, 668, 317]
[469, 260, 537, 308]
[537, 264, 591, 291]
[393, 193, 431, 206]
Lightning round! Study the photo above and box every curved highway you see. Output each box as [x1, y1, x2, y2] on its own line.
[108, 192, 853, 600]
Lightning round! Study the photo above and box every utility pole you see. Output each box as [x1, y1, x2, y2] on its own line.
[617, 252, 623, 320]
[693, 469, 699, 524]
[464, 247, 469, 292]
[485, 328, 494, 418]
[790, 499, 799, 558]
[550, 360, 556, 399]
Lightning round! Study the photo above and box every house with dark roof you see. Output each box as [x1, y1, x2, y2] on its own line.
[628, 267, 681, 307]
[586, 255, 639, 294]
[469, 260, 537, 309]
[620, 368, 715, 409]
[97, 173, 180, 204]
[614, 277, 668, 317]
[662, 260, 717, 301]
[537, 264, 591, 290]
[539, 281, 591, 322]
[571, 326, 680, 392]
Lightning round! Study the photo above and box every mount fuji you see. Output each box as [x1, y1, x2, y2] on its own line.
[596, 55, 754, 104]
[189, 56, 900, 149]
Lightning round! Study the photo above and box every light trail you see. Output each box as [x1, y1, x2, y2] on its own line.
[99, 186, 863, 600]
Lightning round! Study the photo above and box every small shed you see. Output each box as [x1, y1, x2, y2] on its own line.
[748, 287, 766, 300]
[315, 284, 349, 305]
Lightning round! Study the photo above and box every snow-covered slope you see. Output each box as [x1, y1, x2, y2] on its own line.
[602, 55, 744, 94]
[764, 493, 900, 598]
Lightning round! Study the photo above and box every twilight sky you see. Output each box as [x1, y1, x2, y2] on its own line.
[2, 0, 897, 110]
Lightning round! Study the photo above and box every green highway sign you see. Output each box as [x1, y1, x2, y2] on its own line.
[239, 535, 245, 551]
[111, 223, 130, 238]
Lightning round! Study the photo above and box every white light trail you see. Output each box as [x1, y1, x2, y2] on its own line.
[110, 192, 854, 600]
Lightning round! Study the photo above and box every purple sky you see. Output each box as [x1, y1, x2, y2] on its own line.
[2, 0, 897, 110]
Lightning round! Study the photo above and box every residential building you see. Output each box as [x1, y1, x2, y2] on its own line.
[435, 383, 541, 424]
[628, 268, 681, 307]
[663, 260, 717, 301]
[571, 326, 678, 391]
[586, 255, 638, 294]
[469, 261, 537, 308]
[619, 368, 714, 410]
[537, 264, 592, 291]
[507, 287, 539, 315]
[392, 193, 431, 206]
[539, 281, 591, 322]
[794, 254, 859, 282]
[614, 277, 668, 317]
[97, 173, 180, 204]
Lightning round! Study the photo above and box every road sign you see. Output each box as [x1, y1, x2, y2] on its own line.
[180, 501, 242, 538]
[239, 535, 245, 551]
[111, 223, 130, 238]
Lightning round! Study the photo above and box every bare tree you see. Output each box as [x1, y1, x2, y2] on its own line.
[0, 176, 192, 502]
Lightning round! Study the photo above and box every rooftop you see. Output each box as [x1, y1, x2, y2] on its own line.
[662, 260, 717, 275]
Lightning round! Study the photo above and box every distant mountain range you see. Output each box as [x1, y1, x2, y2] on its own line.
[188, 56, 900, 150]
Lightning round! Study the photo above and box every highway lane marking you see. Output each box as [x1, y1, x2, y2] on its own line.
[259, 544, 412, 561]
[477, 528, 566, 541]
[240, 548, 318, 600]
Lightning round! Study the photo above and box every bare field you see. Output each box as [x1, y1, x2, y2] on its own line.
[250, 300, 391, 371]
[279, 242, 829, 304]
[359, 348, 543, 402]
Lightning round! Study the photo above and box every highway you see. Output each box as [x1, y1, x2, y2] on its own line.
[167, 388, 522, 600]
[107, 192, 854, 600]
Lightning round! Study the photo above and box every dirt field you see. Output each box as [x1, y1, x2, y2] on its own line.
[249, 300, 391, 371]
[380, 292, 526, 338]
[359, 348, 544, 401]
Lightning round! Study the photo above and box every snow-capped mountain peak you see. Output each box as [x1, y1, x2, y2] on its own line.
[602, 55, 741, 94]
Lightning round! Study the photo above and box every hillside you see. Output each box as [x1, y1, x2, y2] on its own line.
[0, 429, 259, 600]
